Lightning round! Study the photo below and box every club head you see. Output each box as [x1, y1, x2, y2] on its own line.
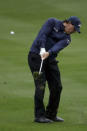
[33, 71, 42, 80]
[33, 71, 45, 90]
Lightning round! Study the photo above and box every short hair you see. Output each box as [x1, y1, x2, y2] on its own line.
[63, 19, 69, 23]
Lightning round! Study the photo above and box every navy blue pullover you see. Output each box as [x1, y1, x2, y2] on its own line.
[30, 18, 71, 59]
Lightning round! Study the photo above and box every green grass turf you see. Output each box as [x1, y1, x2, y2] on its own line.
[0, 0, 87, 130]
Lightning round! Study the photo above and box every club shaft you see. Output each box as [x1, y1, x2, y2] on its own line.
[39, 59, 43, 74]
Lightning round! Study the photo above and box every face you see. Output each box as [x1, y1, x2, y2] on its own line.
[64, 23, 76, 34]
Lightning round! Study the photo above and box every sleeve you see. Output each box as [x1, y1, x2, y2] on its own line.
[48, 38, 71, 55]
[37, 18, 55, 48]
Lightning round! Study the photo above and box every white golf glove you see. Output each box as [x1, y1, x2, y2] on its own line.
[40, 48, 46, 56]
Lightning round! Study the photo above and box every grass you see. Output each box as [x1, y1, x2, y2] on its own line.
[0, 0, 87, 130]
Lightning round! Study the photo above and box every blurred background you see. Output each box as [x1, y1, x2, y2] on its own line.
[0, 0, 87, 130]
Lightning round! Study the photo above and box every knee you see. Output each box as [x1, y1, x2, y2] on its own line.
[35, 84, 45, 99]
[56, 84, 63, 93]
[59, 85, 62, 93]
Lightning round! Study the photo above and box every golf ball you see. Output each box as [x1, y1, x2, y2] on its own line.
[10, 31, 15, 35]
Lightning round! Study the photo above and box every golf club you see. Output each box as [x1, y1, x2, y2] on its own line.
[33, 58, 44, 80]
[39, 59, 43, 74]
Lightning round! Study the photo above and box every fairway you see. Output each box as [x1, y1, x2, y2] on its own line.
[0, 0, 87, 131]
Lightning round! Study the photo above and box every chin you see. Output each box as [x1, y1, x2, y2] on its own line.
[66, 32, 70, 35]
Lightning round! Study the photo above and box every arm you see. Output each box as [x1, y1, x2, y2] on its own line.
[37, 18, 55, 48]
[48, 38, 71, 55]
[41, 39, 71, 60]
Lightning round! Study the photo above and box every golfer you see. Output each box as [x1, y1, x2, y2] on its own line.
[28, 16, 81, 123]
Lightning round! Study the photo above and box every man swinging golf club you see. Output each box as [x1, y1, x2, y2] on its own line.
[28, 16, 81, 123]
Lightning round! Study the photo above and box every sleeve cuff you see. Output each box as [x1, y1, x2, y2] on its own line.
[48, 49, 52, 56]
